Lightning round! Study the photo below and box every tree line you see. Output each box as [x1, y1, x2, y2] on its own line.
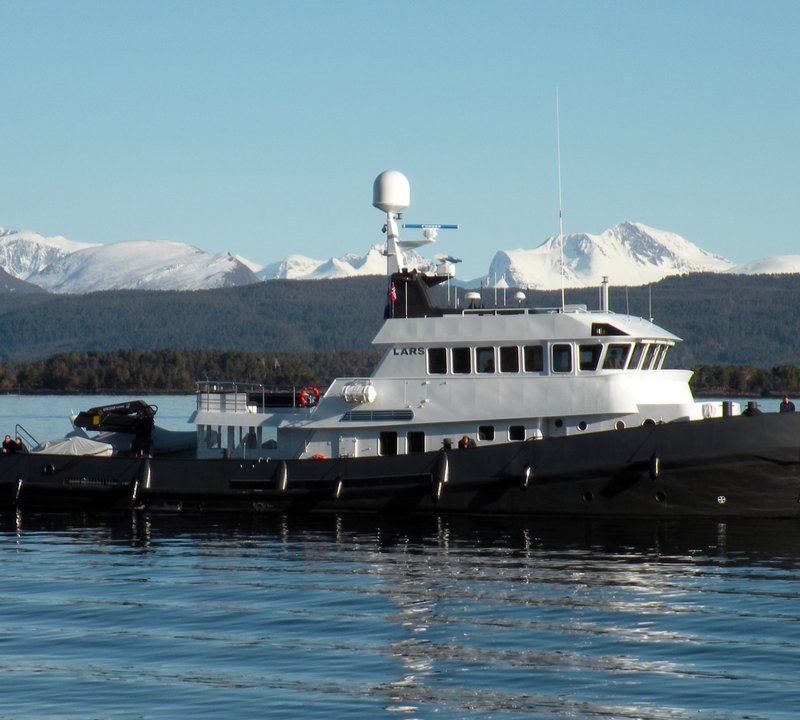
[690, 364, 800, 397]
[1, 348, 799, 397]
[0, 349, 382, 394]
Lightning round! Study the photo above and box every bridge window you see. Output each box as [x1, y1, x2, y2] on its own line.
[627, 343, 646, 369]
[552, 344, 573, 373]
[649, 344, 664, 369]
[641, 343, 657, 370]
[579, 344, 602, 371]
[499, 346, 520, 373]
[452, 347, 471, 374]
[476, 347, 495, 373]
[427, 347, 447, 374]
[524, 345, 544, 372]
[603, 343, 631, 369]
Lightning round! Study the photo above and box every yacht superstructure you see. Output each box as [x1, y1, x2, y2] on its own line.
[190, 171, 732, 464]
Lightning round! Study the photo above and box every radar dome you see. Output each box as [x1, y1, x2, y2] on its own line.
[373, 170, 410, 213]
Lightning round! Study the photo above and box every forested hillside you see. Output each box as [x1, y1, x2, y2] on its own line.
[0, 273, 799, 367]
[0, 277, 387, 361]
[0, 267, 46, 294]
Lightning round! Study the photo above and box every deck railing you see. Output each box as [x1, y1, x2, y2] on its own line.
[195, 381, 328, 412]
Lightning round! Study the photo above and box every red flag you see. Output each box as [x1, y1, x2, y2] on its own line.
[388, 281, 397, 302]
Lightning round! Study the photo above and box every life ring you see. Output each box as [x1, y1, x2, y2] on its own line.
[299, 386, 320, 407]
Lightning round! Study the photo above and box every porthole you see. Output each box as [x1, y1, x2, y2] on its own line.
[615, 420, 625, 430]
[655, 491, 666, 503]
[577, 420, 587, 431]
[582, 491, 593, 503]
[554, 419, 563, 428]
[642, 418, 656, 427]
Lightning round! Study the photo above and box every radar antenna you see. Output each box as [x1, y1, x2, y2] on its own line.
[372, 171, 458, 275]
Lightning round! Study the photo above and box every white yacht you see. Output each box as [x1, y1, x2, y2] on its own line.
[3, 171, 799, 517]
[191, 170, 732, 463]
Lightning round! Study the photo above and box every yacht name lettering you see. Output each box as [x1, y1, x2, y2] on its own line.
[392, 347, 425, 356]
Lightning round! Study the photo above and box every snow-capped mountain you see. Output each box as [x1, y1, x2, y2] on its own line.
[258, 254, 335, 280]
[728, 255, 800, 275]
[232, 253, 264, 274]
[0, 227, 258, 293]
[258, 244, 402, 280]
[3, 220, 800, 295]
[262, 222, 747, 289]
[0, 227, 95, 278]
[24, 240, 258, 293]
[488, 222, 736, 289]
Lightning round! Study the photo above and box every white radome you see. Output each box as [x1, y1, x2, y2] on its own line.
[372, 170, 411, 214]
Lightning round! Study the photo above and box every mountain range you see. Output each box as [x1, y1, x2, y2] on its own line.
[489, 222, 735, 289]
[2, 222, 800, 294]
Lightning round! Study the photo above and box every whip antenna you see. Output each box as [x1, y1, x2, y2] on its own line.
[556, 88, 565, 312]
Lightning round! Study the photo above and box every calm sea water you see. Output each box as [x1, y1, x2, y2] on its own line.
[0, 395, 798, 720]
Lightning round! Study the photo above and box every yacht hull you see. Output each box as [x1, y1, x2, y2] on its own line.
[2, 413, 799, 516]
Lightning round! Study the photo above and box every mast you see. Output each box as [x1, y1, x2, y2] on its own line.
[556, 88, 565, 312]
[372, 170, 411, 275]
[372, 171, 458, 279]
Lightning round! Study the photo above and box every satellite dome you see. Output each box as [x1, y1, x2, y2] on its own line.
[373, 170, 410, 213]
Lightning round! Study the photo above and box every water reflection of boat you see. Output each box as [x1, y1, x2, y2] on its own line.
[2, 171, 800, 516]
[5, 511, 800, 566]
[5, 509, 795, 720]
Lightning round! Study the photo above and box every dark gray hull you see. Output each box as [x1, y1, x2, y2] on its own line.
[3, 413, 800, 517]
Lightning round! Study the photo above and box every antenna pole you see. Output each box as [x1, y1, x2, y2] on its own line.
[556, 88, 565, 312]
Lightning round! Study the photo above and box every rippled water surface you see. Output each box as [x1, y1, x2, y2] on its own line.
[1, 513, 800, 720]
[0, 395, 798, 719]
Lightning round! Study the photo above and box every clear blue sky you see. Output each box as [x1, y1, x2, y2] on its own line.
[2, 0, 798, 280]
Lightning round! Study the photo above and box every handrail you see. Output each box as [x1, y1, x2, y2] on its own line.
[460, 304, 589, 317]
[195, 382, 330, 412]
[14, 423, 39, 451]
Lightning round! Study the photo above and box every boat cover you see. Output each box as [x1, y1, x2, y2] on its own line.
[32, 436, 115, 456]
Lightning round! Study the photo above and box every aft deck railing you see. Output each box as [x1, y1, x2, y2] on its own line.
[195, 381, 326, 412]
